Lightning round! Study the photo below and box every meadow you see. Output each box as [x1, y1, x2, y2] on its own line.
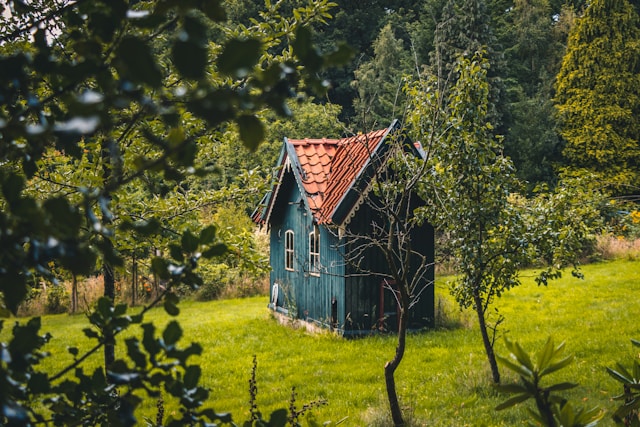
[2, 258, 639, 426]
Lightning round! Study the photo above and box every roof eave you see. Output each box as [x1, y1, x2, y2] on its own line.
[329, 119, 401, 226]
[254, 141, 289, 225]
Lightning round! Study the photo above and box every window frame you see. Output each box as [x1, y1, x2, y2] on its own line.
[284, 229, 294, 271]
[308, 226, 320, 276]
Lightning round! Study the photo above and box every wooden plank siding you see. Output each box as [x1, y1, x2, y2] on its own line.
[268, 172, 346, 329]
[342, 203, 435, 336]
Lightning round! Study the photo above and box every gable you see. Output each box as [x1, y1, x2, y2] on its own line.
[254, 120, 415, 227]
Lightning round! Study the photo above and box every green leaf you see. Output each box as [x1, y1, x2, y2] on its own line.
[184, 365, 201, 389]
[172, 39, 207, 80]
[217, 38, 262, 78]
[126, 337, 147, 368]
[83, 328, 100, 339]
[536, 337, 555, 371]
[152, 257, 170, 280]
[115, 36, 162, 87]
[607, 367, 633, 384]
[202, 0, 226, 21]
[164, 292, 180, 316]
[169, 243, 184, 261]
[237, 115, 264, 151]
[203, 243, 227, 258]
[267, 408, 288, 427]
[539, 355, 573, 377]
[162, 320, 182, 346]
[496, 383, 529, 394]
[511, 341, 535, 373]
[2, 172, 25, 206]
[545, 382, 578, 392]
[199, 225, 216, 244]
[292, 26, 323, 71]
[323, 43, 354, 67]
[497, 354, 533, 378]
[495, 393, 530, 411]
[181, 230, 199, 253]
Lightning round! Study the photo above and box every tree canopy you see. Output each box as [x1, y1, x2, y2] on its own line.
[555, 0, 640, 196]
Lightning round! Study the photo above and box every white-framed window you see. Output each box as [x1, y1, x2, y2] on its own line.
[285, 230, 294, 271]
[309, 226, 320, 276]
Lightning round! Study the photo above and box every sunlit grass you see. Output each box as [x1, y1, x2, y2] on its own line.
[2, 259, 639, 426]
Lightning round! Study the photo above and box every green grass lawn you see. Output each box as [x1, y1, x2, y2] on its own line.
[3, 259, 639, 426]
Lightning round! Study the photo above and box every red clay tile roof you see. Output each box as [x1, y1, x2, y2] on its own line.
[288, 127, 390, 224]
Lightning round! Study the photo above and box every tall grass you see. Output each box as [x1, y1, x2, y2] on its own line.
[3, 259, 639, 426]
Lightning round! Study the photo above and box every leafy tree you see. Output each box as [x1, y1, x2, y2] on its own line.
[0, 0, 350, 424]
[337, 128, 434, 427]
[555, 0, 640, 196]
[409, 52, 602, 384]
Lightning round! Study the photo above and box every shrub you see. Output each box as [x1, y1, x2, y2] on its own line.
[45, 284, 69, 314]
[195, 263, 228, 301]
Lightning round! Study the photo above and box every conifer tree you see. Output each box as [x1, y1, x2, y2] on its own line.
[431, 0, 507, 132]
[555, 0, 640, 196]
[352, 24, 412, 128]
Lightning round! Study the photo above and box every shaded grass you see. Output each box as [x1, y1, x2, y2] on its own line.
[2, 259, 639, 426]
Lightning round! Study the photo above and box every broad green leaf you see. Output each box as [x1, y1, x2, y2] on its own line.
[164, 292, 180, 316]
[497, 354, 533, 378]
[115, 36, 162, 87]
[512, 341, 535, 373]
[203, 243, 227, 258]
[163, 320, 182, 346]
[536, 337, 555, 371]
[184, 365, 201, 389]
[606, 367, 633, 384]
[181, 230, 199, 253]
[495, 393, 530, 411]
[2, 172, 25, 206]
[292, 26, 323, 71]
[237, 115, 264, 151]
[172, 39, 207, 80]
[496, 383, 529, 394]
[202, 0, 226, 21]
[539, 355, 573, 377]
[199, 225, 217, 244]
[323, 43, 354, 66]
[267, 408, 288, 427]
[83, 328, 100, 339]
[151, 257, 170, 280]
[545, 382, 578, 392]
[217, 38, 262, 78]
[169, 243, 184, 261]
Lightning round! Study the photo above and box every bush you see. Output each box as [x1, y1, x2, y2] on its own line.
[195, 263, 228, 301]
[45, 284, 70, 314]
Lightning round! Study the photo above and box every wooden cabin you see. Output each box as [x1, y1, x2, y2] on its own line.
[253, 120, 434, 336]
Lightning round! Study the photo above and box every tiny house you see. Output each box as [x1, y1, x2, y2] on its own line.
[253, 120, 434, 336]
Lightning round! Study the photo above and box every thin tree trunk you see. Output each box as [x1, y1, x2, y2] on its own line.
[131, 253, 137, 306]
[473, 288, 500, 384]
[71, 275, 78, 313]
[102, 139, 115, 373]
[103, 254, 115, 371]
[385, 305, 407, 426]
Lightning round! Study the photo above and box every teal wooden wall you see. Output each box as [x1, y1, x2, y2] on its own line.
[268, 172, 346, 328]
